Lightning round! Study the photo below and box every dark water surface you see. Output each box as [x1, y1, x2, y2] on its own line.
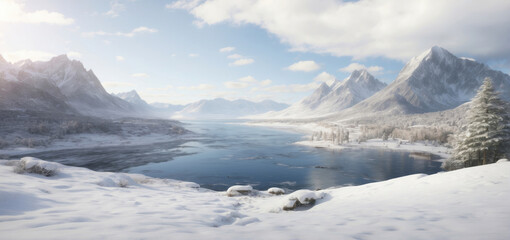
[11, 120, 442, 191]
[128, 120, 442, 191]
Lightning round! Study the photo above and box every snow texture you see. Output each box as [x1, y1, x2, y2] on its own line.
[1, 158, 509, 239]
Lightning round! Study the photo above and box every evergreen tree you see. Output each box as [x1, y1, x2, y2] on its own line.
[443, 77, 510, 170]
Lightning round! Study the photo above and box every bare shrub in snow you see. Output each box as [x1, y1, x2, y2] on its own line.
[14, 157, 59, 177]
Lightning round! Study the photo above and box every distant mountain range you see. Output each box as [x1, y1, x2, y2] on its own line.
[256, 46, 510, 120]
[172, 98, 289, 119]
[0, 54, 289, 119]
[3, 46, 509, 121]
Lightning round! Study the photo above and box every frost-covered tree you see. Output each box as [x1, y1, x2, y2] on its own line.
[443, 78, 510, 170]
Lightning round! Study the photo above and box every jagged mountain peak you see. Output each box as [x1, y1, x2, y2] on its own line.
[345, 46, 510, 115]
[344, 69, 377, 84]
[49, 54, 70, 63]
[115, 90, 142, 99]
[256, 69, 386, 119]
[0, 54, 7, 64]
[315, 82, 332, 95]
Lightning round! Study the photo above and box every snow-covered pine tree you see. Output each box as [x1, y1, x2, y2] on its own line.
[443, 77, 510, 170]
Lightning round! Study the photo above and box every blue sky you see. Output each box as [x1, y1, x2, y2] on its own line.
[1, 0, 509, 104]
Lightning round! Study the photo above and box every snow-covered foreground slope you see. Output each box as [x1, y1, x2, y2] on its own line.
[1, 158, 509, 239]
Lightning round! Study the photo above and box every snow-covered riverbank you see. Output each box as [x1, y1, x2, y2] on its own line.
[246, 121, 452, 160]
[0, 132, 193, 156]
[1, 157, 509, 240]
[296, 139, 451, 160]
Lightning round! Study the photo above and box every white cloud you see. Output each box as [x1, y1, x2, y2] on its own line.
[67, 51, 82, 60]
[179, 84, 215, 90]
[116, 56, 125, 61]
[219, 46, 235, 53]
[263, 82, 320, 93]
[287, 60, 320, 72]
[102, 81, 135, 88]
[229, 58, 254, 66]
[146, 85, 174, 91]
[166, 0, 204, 10]
[104, 0, 126, 18]
[227, 54, 243, 59]
[339, 63, 384, 74]
[0, 0, 74, 25]
[188, 53, 199, 57]
[224, 81, 249, 89]
[4, 50, 55, 62]
[313, 72, 336, 85]
[224, 76, 272, 89]
[179, 0, 510, 61]
[83, 26, 158, 37]
[239, 76, 257, 83]
[259, 79, 272, 86]
[132, 73, 149, 78]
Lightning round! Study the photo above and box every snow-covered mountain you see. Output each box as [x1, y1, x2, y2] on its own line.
[173, 98, 289, 119]
[347, 46, 510, 115]
[255, 69, 386, 119]
[0, 54, 138, 117]
[114, 90, 150, 109]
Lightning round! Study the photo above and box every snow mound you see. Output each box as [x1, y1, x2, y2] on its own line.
[267, 187, 285, 195]
[13, 157, 60, 177]
[497, 159, 509, 163]
[282, 190, 325, 211]
[226, 185, 253, 197]
[98, 173, 137, 188]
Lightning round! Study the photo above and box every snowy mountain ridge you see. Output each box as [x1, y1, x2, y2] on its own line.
[173, 98, 289, 119]
[254, 69, 386, 119]
[0, 54, 144, 117]
[113, 90, 151, 109]
[344, 46, 510, 116]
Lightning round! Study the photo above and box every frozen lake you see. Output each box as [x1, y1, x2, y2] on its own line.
[10, 120, 442, 191]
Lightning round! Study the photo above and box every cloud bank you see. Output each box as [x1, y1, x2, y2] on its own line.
[173, 0, 510, 61]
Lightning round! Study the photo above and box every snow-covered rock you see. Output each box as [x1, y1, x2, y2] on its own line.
[282, 190, 325, 210]
[267, 187, 285, 195]
[226, 185, 253, 197]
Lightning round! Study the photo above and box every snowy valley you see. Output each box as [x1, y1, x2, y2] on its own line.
[2, 1, 510, 238]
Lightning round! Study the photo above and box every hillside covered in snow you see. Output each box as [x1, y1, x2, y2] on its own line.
[252, 46, 510, 121]
[1, 157, 509, 240]
[255, 69, 386, 119]
[0, 54, 143, 118]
